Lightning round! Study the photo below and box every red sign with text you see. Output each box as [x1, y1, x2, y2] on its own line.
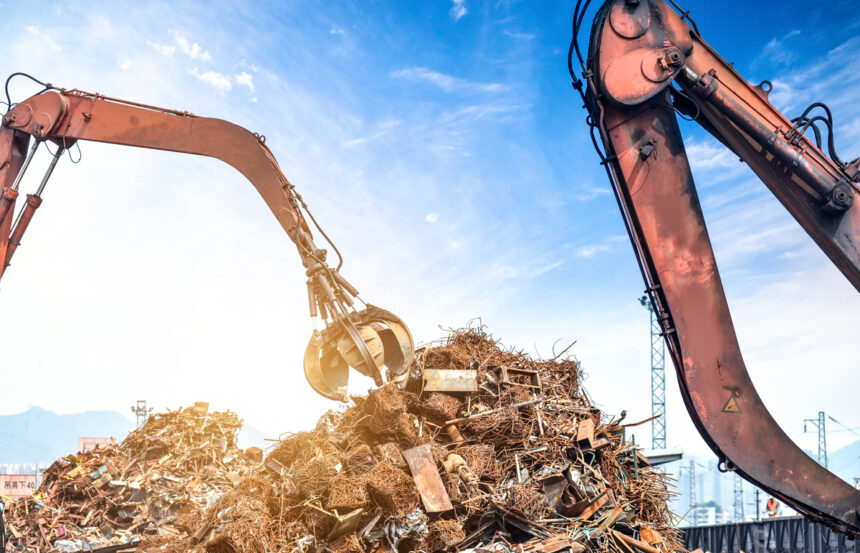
[0, 474, 37, 498]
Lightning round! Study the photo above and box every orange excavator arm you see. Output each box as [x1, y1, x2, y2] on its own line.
[574, 0, 860, 536]
[0, 83, 413, 402]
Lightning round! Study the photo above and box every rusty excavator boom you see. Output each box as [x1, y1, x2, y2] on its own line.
[574, 0, 860, 537]
[3, 0, 860, 539]
[0, 75, 412, 403]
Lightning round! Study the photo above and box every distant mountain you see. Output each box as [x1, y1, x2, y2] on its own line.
[829, 439, 860, 486]
[0, 407, 135, 465]
[0, 407, 275, 466]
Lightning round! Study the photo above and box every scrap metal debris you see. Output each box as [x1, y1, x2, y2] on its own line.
[3, 327, 682, 553]
[2, 404, 259, 552]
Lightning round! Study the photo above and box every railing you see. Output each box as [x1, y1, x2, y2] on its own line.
[681, 517, 859, 553]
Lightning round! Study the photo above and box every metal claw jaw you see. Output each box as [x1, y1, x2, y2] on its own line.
[303, 305, 414, 402]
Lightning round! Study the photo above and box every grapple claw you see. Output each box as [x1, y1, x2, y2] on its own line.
[304, 331, 350, 402]
[303, 305, 414, 402]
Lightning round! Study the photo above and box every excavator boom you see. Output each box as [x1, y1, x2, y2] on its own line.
[0, 83, 413, 402]
[575, 0, 860, 536]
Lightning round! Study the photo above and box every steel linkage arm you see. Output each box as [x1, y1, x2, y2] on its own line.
[0, 128, 33, 280]
[0, 85, 414, 401]
[580, 0, 860, 536]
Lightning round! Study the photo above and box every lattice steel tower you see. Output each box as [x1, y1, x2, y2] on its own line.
[130, 400, 153, 429]
[734, 473, 744, 522]
[803, 411, 828, 468]
[689, 460, 697, 510]
[639, 296, 666, 449]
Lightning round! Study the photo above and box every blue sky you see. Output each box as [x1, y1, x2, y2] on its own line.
[1, 0, 859, 469]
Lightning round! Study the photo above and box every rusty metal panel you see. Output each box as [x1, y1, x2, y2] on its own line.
[401, 444, 453, 512]
[518, 534, 586, 553]
[423, 369, 477, 392]
[575, 418, 594, 449]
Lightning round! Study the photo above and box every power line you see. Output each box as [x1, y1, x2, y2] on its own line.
[827, 415, 860, 439]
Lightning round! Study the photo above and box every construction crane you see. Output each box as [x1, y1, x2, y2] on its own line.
[571, 0, 860, 537]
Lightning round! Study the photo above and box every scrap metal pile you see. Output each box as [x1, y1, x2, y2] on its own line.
[2, 403, 261, 552]
[2, 328, 681, 553]
[143, 328, 682, 553]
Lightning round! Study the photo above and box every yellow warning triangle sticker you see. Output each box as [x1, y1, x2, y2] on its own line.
[722, 396, 741, 413]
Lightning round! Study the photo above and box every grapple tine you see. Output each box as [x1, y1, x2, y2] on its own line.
[304, 331, 349, 402]
[303, 306, 414, 402]
[376, 328, 403, 374]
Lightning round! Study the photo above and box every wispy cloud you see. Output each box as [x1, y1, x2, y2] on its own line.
[330, 26, 345, 36]
[706, 196, 805, 268]
[486, 259, 563, 280]
[425, 212, 439, 223]
[573, 185, 610, 202]
[761, 36, 860, 119]
[574, 244, 610, 258]
[26, 25, 61, 52]
[190, 68, 231, 91]
[240, 59, 260, 73]
[450, 0, 467, 21]
[754, 29, 802, 69]
[147, 40, 175, 57]
[379, 99, 526, 160]
[343, 119, 402, 147]
[170, 30, 211, 62]
[235, 71, 254, 92]
[503, 29, 535, 41]
[391, 66, 506, 94]
[574, 236, 626, 258]
[685, 140, 742, 174]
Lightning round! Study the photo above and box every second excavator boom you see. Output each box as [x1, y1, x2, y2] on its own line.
[573, 0, 860, 536]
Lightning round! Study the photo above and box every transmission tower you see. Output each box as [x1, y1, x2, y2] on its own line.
[687, 460, 697, 524]
[803, 411, 827, 468]
[639, 296, 666, 449]
[130, 400, 153, 429]
[733, 473, 744, 522]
